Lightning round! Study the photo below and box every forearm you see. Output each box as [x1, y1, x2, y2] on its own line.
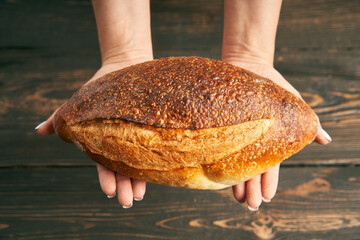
[92, 0, 153, 66]
[222, 0, 282, 66]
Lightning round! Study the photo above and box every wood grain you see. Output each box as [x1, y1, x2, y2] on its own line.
[0, 0, 359, 239]
[1, 0, 359, 51]
[277, 0, 360, 49]
[0, 167, 359, 239]
[0, 0, 98, 48]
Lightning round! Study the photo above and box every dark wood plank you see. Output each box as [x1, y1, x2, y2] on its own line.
[277, 0, 360, 49]
[0, 166, 359, 239]
[0, 48, 100, 166]
[0, 0, 359, 50]
[0, 0, 98, 48]
[0, 48, 100, 121]
[150, 0, 223, 59]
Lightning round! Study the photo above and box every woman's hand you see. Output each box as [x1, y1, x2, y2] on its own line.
[223, 0, 331, 210]
[224, 59, 332, 211]
[36, 61, 150, 208]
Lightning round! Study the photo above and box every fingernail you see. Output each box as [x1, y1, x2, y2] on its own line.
[248, 205, 259, 211]
[262, 197, 271, 203]
[134, 196, 143, 201]
[122, 202, 133, 209]
[107, 193, 116, 199]
[321, 129, 332, 142]
[35, 121, 46, 131]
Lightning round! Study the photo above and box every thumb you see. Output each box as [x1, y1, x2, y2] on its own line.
[35, 109, 59, 136]
[315, 127, 332, 145]
[313, 115, 332, 145]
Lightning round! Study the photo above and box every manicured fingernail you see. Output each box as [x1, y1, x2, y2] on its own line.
[134, 196, 143, 201]
[35, 121, 46, 131]
[262, 197, 271, 203]
[248, 205, 259, 211]
[107, 193, 116, 199]
[122, 202, 133, 209]
[321, 129, 332, 142]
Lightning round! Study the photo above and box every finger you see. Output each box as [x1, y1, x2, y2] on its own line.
[36, 115, 56, 136]
[246, 175, 262, 211]
[232, 182, 246, 203]
[35, 107, 62, 136]
[261, 164, 280, 202]
[131, 179, 146, 201]
[116, 173, 133, 208]
[315, 128, 332, 145]
[309, 115, 331, 145]
[96, 164, 116, 198]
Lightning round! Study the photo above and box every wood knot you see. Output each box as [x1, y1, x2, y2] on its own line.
[251, 215, 275, 240]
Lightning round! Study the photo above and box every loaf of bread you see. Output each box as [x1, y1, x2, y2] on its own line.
[54, 56, 318, 189]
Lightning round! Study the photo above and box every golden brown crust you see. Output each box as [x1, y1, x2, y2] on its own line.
[54, 56, 319, 189]
[56, 56, 310, 129]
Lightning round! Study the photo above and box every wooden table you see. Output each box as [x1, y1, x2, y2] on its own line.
[1, 0, 359, 239]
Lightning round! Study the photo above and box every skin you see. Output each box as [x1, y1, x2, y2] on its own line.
[223, 0, 330, 210]
[36, 0, 331, 210]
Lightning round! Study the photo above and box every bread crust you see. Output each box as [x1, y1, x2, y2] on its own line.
[56, 56, 310, 129]
[54, 56, 318, 189]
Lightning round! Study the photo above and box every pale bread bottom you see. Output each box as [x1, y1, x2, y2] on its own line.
[61, 118, 284, 189]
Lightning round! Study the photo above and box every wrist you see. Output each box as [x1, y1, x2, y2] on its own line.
[222, 0, 282, 66]
[101, 47, 153, 67]
[90, 52, 153, 83]
[92, 0, 153, 67]
[222, 47, 274, 67]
